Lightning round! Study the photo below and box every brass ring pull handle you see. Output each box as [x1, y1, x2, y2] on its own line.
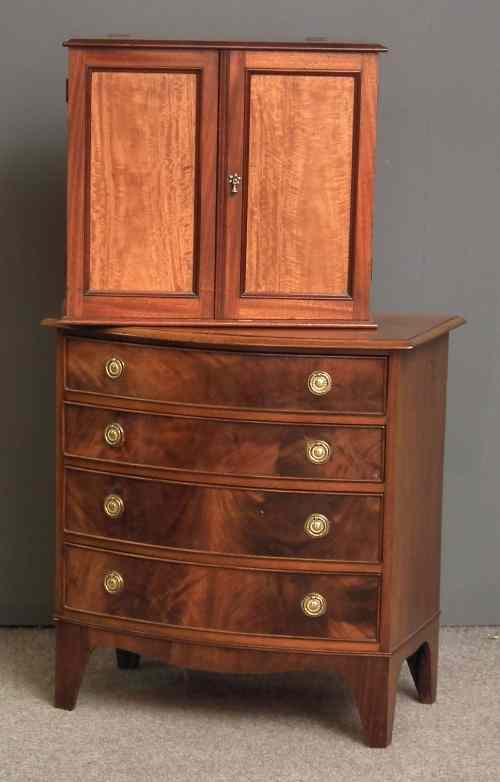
[307, 370, 333, 396]
[104, 422, 125, 448]
[304, 513, 330, 538]
[301, 593, 327, 618]
[103, 494, 125, 519]
[105, 357, 126, 379]
[104, 571, 125, 594]
[306, 440, 332, 464]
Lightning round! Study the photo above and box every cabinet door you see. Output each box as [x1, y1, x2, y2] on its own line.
[219, 51, 378, 322]
[66, 48, 218, 321]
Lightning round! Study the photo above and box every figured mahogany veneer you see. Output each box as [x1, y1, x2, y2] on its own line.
[46, 314, 465, 747]
[64, 545, 380, 642]
[64, 467, 383, 562]
[65, 338, 387, 415]
[64, 404, 385, 482]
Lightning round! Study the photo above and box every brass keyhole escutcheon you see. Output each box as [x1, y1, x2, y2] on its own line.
[104, 571, 125, 594]
[306, 440, 332, 465]
[105, 357, 126, 380]
[304, 513, 330, 539]
[301, 593, 327, 618]
[228, 172, 242, 194]
[103, 494, 125, 519]
[307, 371, 333, 396]
[104, 423, 125, 448]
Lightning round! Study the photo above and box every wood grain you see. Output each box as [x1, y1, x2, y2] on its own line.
[406, 618, 439, 704]
[63, 404, 385, 483]
[54, 621, 91, 710]
[63, 43, 383, 325]
[53, 615, 436, 748]
[64, 467, 383, 563]
[44, 312, 466, 351]
[245, 73, 355, 296]
[63, 454, 384, 496]
[64, 544, 380, 642]
[64, 39, 388, 53]
[65, 48, 218, 321]
[381, 336, 449, 649]
[219, 50, 378, 323]
[89, 71, 197, 293]
[65, 337, 387, 415]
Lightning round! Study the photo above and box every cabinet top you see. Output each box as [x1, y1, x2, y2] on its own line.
[43, 313, 464, 352]
[63, 38, 387, 53]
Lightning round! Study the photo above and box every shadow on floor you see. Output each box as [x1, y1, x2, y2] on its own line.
[1, 628, 421, 746]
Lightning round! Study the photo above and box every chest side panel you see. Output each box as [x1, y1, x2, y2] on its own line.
[383, 337, 449, 649]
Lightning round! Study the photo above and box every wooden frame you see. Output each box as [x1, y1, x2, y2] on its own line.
[63, 40, 384, 326]
[47, 313, 464, 745]
[218, 51, 379, 323]
[66, 47, 218, 321]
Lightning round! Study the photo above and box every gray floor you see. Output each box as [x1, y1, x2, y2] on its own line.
[0, 627, 498, 781]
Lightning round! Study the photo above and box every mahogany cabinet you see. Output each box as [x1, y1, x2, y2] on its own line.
[63, 39, 385, 325]
[46, 313, 465, 746]
[45, 36, 466, 750]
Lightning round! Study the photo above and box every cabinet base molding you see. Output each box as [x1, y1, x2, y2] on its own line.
[54, 616, 439, 748]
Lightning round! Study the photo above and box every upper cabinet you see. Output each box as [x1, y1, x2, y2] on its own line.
[64, 40, 385, 325]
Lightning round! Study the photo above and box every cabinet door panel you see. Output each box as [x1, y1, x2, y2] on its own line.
[220, 51, 378, 322]
[89, 71, 197, 294]
[66, 49, 218, 321]
[245, 73, 354, 296]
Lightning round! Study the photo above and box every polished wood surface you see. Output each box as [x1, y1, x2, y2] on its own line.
[43, 313, 466, 351]
[64, 404, 385, 482]
[54, 621, 90, 711]
[64, 544, 380, 641]
[66, 48, 218, 321]
[406, 618, 439, 705]
[64, 39, 388, 53]
[382, 336, 449, 648]
[245, 72, 354, 296]
[65, 337, 387, 415]
[89, 71, 197, 294]
[220, 50, 378, 322]
[54, 614, 437, 748]
[64, 467, 383, 562]
[50, 316, 464, 746]
[63, 41, 383, 325]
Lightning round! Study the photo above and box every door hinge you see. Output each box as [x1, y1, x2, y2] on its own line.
[65, 78, 69, 103]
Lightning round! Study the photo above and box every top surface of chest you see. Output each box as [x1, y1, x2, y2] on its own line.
[64, 40, 384, 326]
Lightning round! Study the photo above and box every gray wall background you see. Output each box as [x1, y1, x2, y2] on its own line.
[1, 1, 499, 625]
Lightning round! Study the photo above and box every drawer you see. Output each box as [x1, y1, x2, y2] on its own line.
[64, 546, 380, 642]
[64, 405, 385, 482]
[65, 338, 387, 415]
[65, 468, 383, 562]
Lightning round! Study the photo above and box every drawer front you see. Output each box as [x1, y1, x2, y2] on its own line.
[64, 405, 385, 482]
[65, 468, 383, 562]
[64, 546, 380, 642]
[65, 338, 387, 415]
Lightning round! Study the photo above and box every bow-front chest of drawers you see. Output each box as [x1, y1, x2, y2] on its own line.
[48, 313, 464, 747]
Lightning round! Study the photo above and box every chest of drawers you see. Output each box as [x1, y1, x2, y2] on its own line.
[48, 313, 464, 747]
